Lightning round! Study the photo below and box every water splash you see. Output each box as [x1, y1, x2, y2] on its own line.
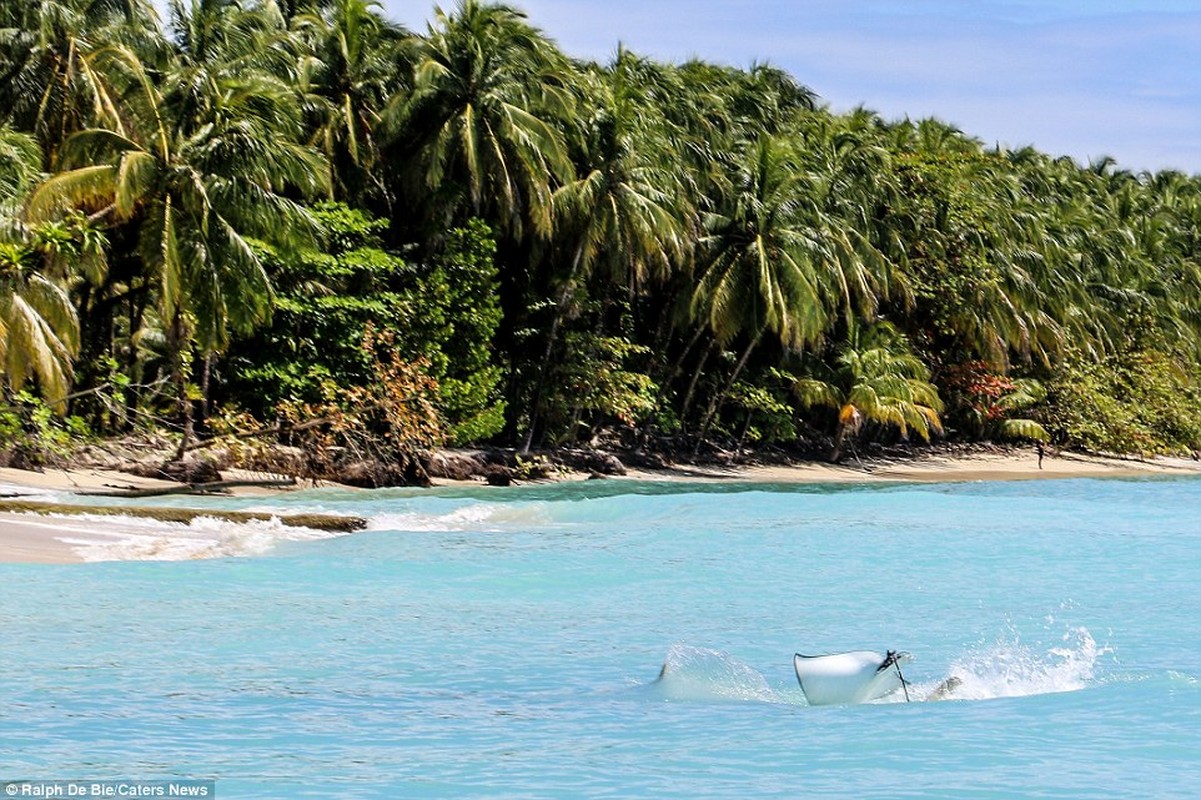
[920, 626, 1107, 702]
[651, 644, 780, 704]
[649, 627, 1109, 708]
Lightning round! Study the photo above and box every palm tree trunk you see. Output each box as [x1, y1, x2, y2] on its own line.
[169, 312, 194, 462]
[737, 411, 753, 448]
[679, 336, 715, 432]
[521, 244, 585, 454]
[521, 242, 586, 451]
[695, 328, 763, 450]
[125, 282, 149, 433]
[634, 320, 701, 450]
[198, 351, 213, 433]
[829, 421, 847, 463]
[667, 323, 707, 385]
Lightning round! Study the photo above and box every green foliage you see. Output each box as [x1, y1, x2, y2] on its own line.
[224, 207, 505, 444]
[416, 219, 507, 444]
[728, 377, 797, 444]
[6, 0, 1201, 463]
[543, 332, 658, 443]
[1043, 349, 1201, 455]
[0, 390, 92, 467]
[223, 202, 410, 414]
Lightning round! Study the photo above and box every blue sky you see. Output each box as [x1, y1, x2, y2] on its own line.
[379, 0, 1201, 173]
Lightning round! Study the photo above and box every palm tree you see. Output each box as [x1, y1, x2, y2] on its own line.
[384, 0, 575, 237]
[165, 0, 300, 131]
[0, 0, 162, 166]
[689, 132, 897, 439]
[28, 41, 327, 451]
[793, 321, 943, 462]
[291, 0, 409, 206]
[553, 53, 687, 291]
[0, 128, 82, 405]
[0, 126, 43, 205]
[692, 135, 825, 352]
[520, 52, 688, 450]
[0, 240, 80, 405]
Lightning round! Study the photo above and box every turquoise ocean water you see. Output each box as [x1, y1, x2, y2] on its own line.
[3, 477, 1201, 797]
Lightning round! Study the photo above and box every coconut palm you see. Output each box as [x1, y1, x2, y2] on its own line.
[0, 127, 82, 405]
[0, 126, 43, 205]
[291, 0, 409, 205]
[0, 240, 80, 405]
[688, 131, 900, 438]
[385, 0, 575, 237]
[551, 54, 688, 297]
[27, 42, 327, 450]
[793, 321, 943, 462]
[693, 135, 826, 352]
[0, 0, 161, 165]
[520, 53, 689, 450]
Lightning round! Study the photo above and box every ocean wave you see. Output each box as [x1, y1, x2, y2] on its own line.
[38, 513, 347, 562]
[367, 502, 554, 533]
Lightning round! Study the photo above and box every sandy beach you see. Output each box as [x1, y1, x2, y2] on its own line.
[2, 449, 1198, 565]
[624, 449, 1201, 484]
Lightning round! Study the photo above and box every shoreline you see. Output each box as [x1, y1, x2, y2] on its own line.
[3, 449, 1199, 565]
[621, 449, 1201, 485]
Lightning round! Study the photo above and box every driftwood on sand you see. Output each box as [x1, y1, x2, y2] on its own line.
[78, 478, 299, 498]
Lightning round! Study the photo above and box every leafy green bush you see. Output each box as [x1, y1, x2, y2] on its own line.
[224, 208, 506, 444]
[542, 333, 658, 444]
[0, 391, 92, 467]
[1043, 349, 1201, 455]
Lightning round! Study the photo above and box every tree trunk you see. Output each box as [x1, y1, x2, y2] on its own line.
[679, 337, 716, 432]
[522, 244, 585, 454]
[695, 328, 763, 451]
[169, 312, 194, 462]
[829, 421, 847, 463]
[125, 281, 148, 432]
[198, 351, 213, 433]
[737, 411, 753, 449]
[666, 323, 707, 386]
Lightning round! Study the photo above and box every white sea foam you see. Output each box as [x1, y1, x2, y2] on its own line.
[34, 513, 347, 562]
[0, 481, 59, 499]
[916, 626, 1107, 702]
[368, 503, 553, 533]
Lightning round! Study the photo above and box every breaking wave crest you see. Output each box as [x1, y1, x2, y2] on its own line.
[40, 513, 346, 562]
[367, 503, 554, 532]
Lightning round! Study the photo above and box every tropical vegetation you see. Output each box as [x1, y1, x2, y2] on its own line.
[3, 0, 1201, 480]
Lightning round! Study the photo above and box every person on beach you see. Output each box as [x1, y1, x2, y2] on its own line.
[1036, 442, 1044, 469]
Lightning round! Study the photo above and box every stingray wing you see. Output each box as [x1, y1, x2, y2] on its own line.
[794, 651, 903, 705]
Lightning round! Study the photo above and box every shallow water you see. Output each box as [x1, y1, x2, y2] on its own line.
[3, 477, 1200, 797]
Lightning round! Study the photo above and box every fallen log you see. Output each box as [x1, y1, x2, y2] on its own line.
[79, 478, 298, 498]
